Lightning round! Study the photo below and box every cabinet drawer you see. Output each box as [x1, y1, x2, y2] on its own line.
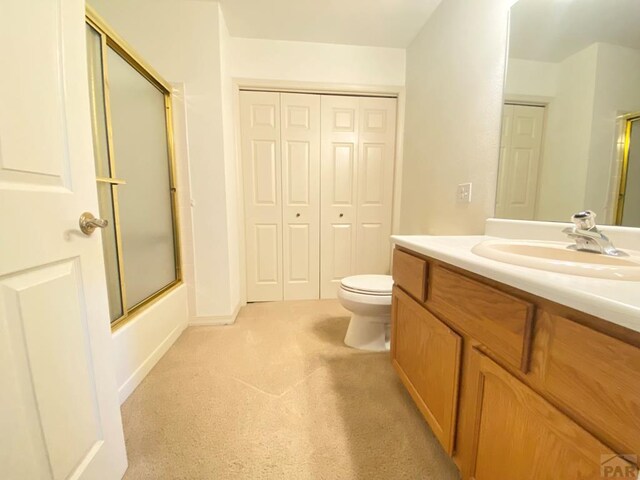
[532, 312, 640, 459]
[429, 265, 534, 372]
[391, 286, 461, 455]
[392, 248, 428, 301]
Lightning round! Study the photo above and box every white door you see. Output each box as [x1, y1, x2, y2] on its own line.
[320, 96, 360, 298]
[496, 104, 545, 220]
[320, 96, 397, 298]
[0, 1, 127, 479]
[281, 94, 321, 300]
[240, 91, 283, 301]
[355, 97, 397, 275]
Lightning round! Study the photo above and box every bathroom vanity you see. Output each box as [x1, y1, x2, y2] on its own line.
[390, 223, 640, 479]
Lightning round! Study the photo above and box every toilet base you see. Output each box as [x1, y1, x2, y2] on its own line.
[344, 314, 391, 352]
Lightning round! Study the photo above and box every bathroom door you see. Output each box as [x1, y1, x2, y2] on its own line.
[495, 104, 545, 220]
[0, 1, 127, 478]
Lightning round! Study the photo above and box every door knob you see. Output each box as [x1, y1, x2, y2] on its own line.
[296, 213, 301, 218]
[79, 212, 108, 235]
[339, 213, 344, 218]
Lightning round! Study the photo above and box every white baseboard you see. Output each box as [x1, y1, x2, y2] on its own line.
[117, 320, 187, 404]
[189, 303, 242, 326]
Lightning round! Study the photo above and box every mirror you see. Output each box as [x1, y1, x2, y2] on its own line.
[496, 0, 640, 226]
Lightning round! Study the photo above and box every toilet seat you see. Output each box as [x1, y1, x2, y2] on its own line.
[340, 274, 393, 296]
[337, 287, 391, 306]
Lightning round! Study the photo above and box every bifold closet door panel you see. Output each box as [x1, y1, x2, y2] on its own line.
[281, 94, 321, 300]
[240, 91, 283, 301]
[320, 96, 360, 298]
[356, 97, 397, 275]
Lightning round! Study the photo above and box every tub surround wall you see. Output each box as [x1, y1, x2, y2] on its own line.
[112, 285, 188, 403]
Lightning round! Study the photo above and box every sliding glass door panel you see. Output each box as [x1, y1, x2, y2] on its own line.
[86, 24, 124, 320]
[106, 47, 177, 309]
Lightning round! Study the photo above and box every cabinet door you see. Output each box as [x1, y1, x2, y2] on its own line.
[391, 286, 462, 454]
[469, 350, 633, 480]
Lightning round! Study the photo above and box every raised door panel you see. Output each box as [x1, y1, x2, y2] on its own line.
[281, 93, 320, 300]
[252, 140, 278, 206]
[1, 262, 105, 479]
[241, 91, 283, 301]
[356, 97, 397, 275]
[254, 224, 279, 284]
[320, 96, 359, 298]
[469, 350, 629, 480]
[391, 287, 461, 454]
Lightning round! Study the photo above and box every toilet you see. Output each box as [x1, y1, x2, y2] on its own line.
[337, 274, 394, 352]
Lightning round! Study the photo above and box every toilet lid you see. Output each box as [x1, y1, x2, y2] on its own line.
[340, 275, 393, 295]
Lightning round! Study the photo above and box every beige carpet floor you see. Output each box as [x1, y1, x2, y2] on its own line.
[121, 300, 460, 479]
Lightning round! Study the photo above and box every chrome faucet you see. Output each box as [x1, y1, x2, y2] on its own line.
[562, 210, 624, 256]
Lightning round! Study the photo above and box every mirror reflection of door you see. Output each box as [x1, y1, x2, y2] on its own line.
[619, 117, 640, 227]
[496, 103, 546, 220]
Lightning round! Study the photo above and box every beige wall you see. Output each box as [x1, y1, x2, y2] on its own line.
[536, 44, 598, 221]
[230, 37, 405, 86]
[399, 0, 516, 235]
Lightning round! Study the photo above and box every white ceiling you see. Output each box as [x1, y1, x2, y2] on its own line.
[509, 0, 640, 62]
[218, 0, 442, 48]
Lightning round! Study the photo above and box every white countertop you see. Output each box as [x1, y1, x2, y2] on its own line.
[391, 234, 640, 334]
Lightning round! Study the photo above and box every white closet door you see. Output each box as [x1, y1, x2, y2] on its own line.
[241, 91, 283, 301]
[355, 97, 397, 275]
[320, 96, 360, 298]
[281, 93, 321, 300]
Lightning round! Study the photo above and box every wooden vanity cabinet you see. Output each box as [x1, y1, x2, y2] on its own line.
[467, 349, 628, 480]
[391, 246, 640, 480]
[391, 286, 461, 454]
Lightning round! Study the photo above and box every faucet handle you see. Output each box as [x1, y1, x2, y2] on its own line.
[571, 210, 597, 230]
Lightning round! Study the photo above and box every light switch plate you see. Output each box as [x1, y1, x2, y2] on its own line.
[457, 183, 472, 203]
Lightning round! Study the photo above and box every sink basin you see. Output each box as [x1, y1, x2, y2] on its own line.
[471, 239, 640, 281]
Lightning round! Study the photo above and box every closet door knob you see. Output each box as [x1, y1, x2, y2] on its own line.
[296, 213, 301, 218]
[339, 213, 344, 218]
